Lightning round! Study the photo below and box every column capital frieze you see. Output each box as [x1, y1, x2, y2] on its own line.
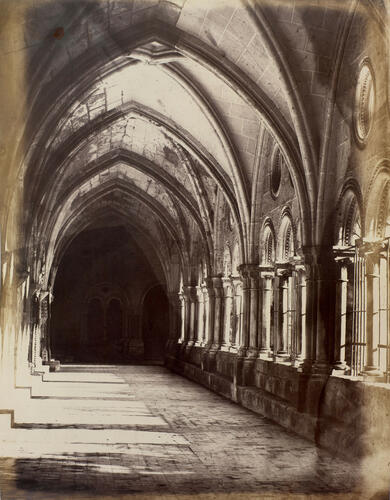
[275, 262, 293, 278]
[332, 245, 355, 264]
[221, 276, 233, 287]
[237, 263, 258, 281]
[259, 265, 275, 280]
[356, 237, 388, 258]
[230, 274, 242, 285]
[258, 265, 274, 273]
[211, 275, 223, 287]
[204, 275, 223, 291]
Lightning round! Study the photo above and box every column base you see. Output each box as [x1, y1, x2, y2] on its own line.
[361, 366, 383, 379]
[332, 362, 349, 375]
[275, 351, 290, 363]
[290, 356, 305, 368]
[258, 349, 272, 360]
[237, 346, 248, 358]
[245, 347, 258, 359]
[49, 359, 61, 372]
[184, 341, 195, 354]
[178, 341, 188, 354]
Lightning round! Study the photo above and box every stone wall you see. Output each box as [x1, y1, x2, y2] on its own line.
[167, 346, 390, 461]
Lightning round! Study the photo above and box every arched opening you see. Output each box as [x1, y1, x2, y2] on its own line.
[142, 285, 169, 363]
[50, 221, 165, 364]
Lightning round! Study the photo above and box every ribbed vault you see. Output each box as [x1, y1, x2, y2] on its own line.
[17, 6, 318, 278]
[1, 0, 390, 480]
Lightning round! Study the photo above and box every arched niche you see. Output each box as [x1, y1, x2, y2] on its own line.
[260, 221, 276, 265]
[336, 189, 362, 247]
[278, 214, 295, 262]
[365, 164, 390, 240]
[376, 182, 390, 239]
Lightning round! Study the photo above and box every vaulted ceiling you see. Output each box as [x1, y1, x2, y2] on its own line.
[0, 0, 386, 290]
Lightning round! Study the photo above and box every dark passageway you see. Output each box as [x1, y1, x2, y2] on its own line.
[50, 222, 168, 364]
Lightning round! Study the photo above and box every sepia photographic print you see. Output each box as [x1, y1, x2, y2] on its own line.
[0, 0, 389, 498]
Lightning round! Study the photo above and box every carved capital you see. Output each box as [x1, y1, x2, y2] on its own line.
[275, 262, 293, 279]
[237, 263, 258, 284]
[211, 275, 223, 288]
[356, 238, 388, 258]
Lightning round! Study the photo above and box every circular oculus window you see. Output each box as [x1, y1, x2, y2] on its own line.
[271, 148, 282, 198]
[355, 62, 375, 144]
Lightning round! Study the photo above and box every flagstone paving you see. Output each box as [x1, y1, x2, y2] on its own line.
[0, 365, 368, 499]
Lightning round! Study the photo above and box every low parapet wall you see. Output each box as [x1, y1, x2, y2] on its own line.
[166, 345, 390, 465]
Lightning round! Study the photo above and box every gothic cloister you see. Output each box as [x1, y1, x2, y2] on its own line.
[0, 0, 389, 498]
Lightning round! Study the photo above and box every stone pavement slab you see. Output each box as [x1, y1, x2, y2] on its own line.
[0, 365, 371, 499]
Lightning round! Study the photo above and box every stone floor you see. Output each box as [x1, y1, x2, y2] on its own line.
[0, 365, 375, 499]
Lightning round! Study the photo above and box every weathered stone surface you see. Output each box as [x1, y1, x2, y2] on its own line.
[0, 3, 389, 497]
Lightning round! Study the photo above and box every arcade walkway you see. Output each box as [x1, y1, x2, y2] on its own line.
[0, 366, 362, 499]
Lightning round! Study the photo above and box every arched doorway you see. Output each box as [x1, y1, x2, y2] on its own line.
[142, 285, 169, 362]
[49, 223, 165, 364]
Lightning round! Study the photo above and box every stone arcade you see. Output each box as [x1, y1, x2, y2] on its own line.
[0, 0, 390, 497]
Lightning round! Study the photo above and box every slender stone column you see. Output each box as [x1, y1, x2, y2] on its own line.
[247, 265, 260, 358]
[333, 252, 354, 373]
[211, 276, 223, 350]
[185, 286, 197, 348]
[237, 266, 250, 357]
[362, 243, 383, 377]
[184, 287, 194, 346]
[205, 278, 216, 348]
[287, 273, 295, 364]
[295, 266, 307, 367]
[46, 290, 54, 362]
[178, 291, 186, 344]
[221, 277, 233, 351]
[258, 267, 274, 359]
[195, 285, 204, 347]
[275, 265, 291, 362]
[230, 276, 241, 352]
[201, 283, 208, 346]
[192, 288, 199, 346]
[32, 287, 51, 369]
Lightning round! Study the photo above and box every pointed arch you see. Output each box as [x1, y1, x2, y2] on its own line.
[260, 219, 276, 265]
